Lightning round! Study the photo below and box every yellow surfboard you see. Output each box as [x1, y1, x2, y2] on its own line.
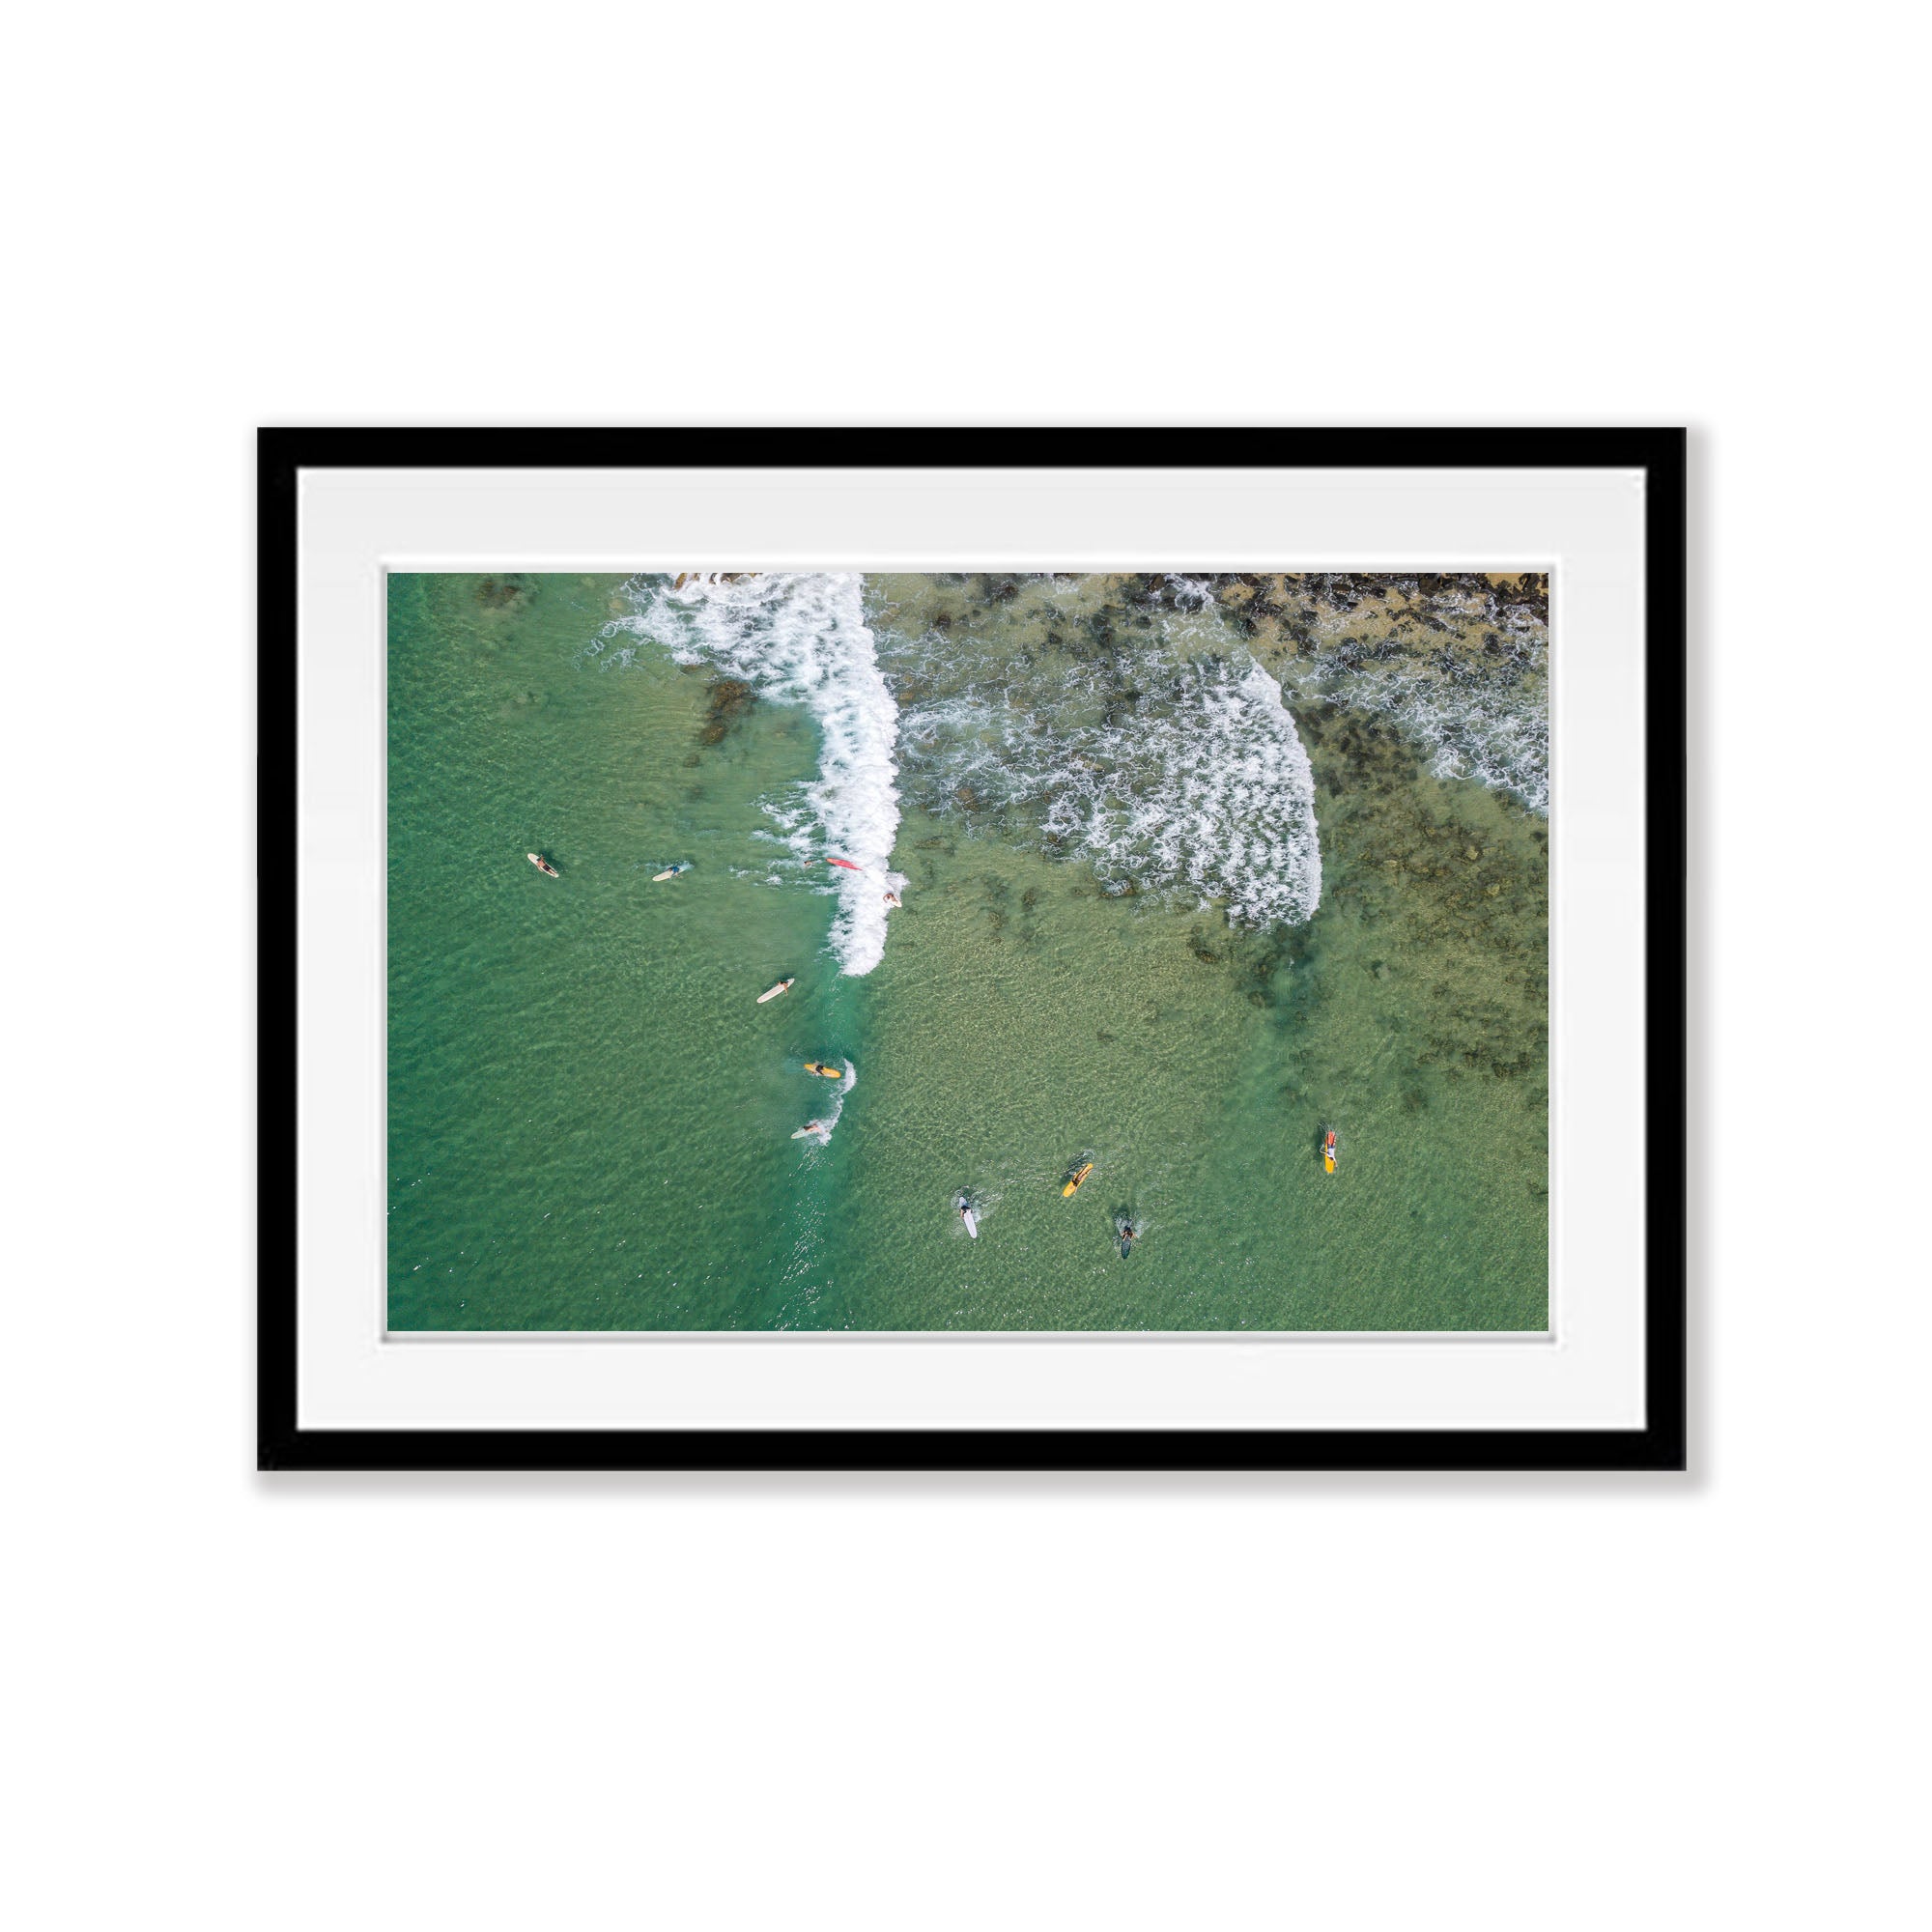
[1063, 1161, 1094, 1198]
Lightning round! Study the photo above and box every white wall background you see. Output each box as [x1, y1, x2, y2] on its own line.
[3, 4, 1923, 1927]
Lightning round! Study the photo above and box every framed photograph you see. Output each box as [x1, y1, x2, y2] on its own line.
[261, 427, 1684, 1470]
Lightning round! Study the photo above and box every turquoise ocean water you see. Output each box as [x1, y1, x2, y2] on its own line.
[386, 571, 1548, 1330]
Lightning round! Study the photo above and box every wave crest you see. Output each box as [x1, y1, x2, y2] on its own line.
[607, 575, 901, 976]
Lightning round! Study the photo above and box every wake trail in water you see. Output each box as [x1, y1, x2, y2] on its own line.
[790, 1057, 857, 1149]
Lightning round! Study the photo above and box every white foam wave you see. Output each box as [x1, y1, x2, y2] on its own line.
[1284, 658, 1548, 814]
[607, 576, 902, 974]
[898, 651, 1322, 927]
[1275, 588, 1549, 813]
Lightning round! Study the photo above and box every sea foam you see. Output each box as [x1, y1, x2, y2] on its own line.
[609, 575, 902, 976]
[1265, 580, 1549, 814]
[1278, 643, 1549, 813]
[894, 635, 1322, 928]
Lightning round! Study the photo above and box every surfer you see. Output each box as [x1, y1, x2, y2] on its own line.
[756, 977, 796, 1005]
[957, 1197, 980, 1239]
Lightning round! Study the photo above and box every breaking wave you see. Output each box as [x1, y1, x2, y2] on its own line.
[606, 575, 902, 975]
[888, 629, 1322, 927]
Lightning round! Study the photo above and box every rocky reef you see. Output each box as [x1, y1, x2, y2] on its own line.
[697, 675, 755, 745]
[872, 572, 1550, 1094]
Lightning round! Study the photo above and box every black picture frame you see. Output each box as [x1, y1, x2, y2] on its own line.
[259, 427, 1686, 1473]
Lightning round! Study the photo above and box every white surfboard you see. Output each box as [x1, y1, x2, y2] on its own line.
[756, 977, 794, 1004]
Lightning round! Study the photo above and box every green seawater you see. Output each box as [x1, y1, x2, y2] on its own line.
[387, 572, 1548, 1329]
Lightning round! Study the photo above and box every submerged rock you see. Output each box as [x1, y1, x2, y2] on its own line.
[698, 676, 755, 744]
